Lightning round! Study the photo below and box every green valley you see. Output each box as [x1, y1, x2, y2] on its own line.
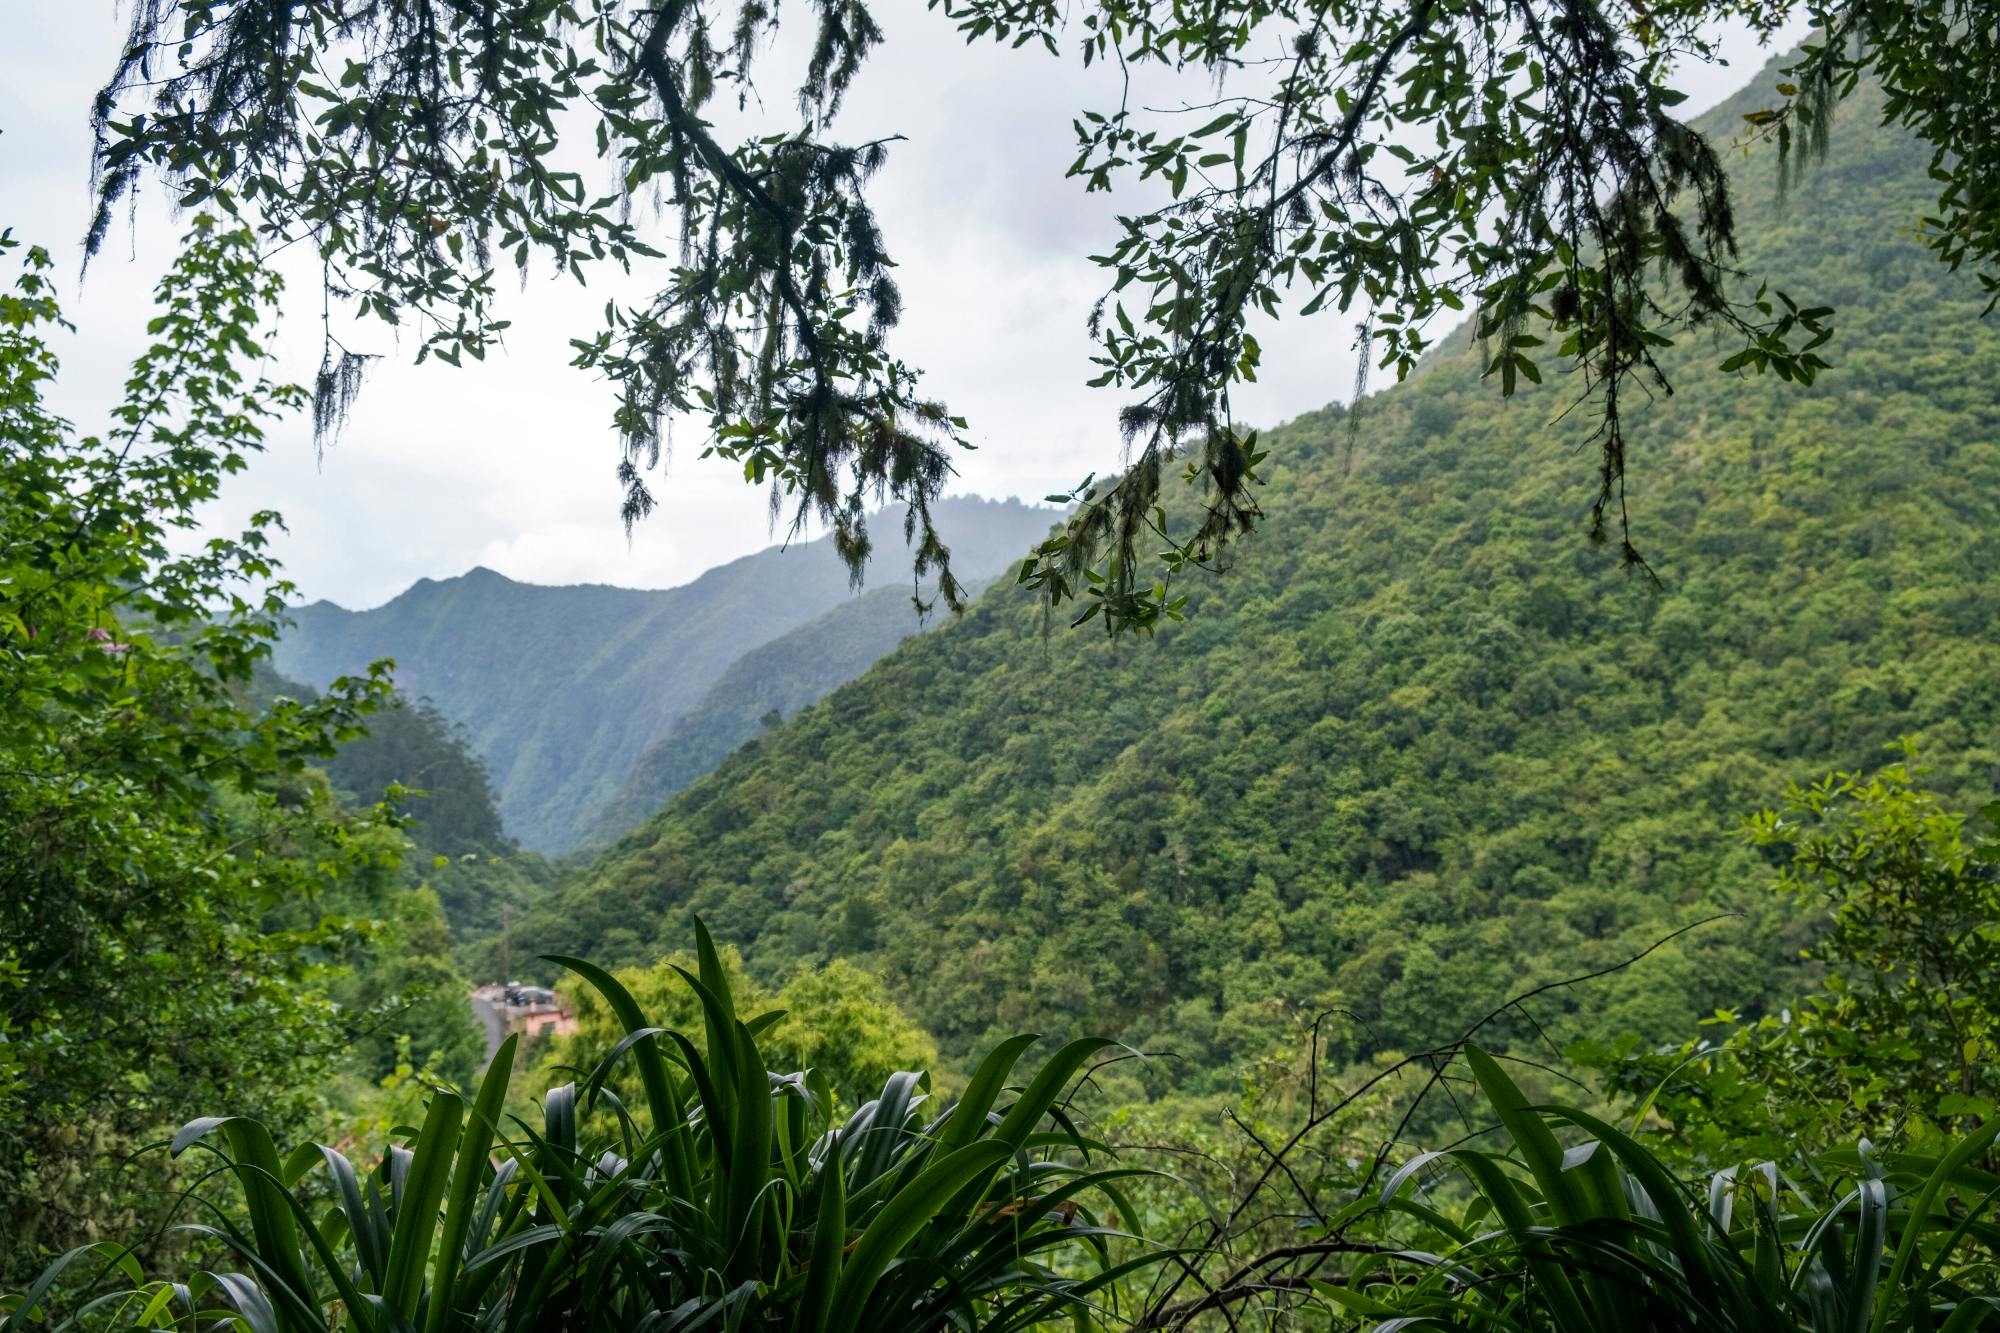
[578, 575, 1003, 852]
[273, 497, 1057, 852]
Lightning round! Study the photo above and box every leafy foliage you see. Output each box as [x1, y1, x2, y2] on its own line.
[6, 927, 1163, 1333]
[1588, 756, 2000, 1166]
[1752, 2, 1999, 309]
[1751, 757, 2000, 1120]
[92, 0, 974, 610]
[1340, 1047, 2000, 1332]
[87, 1, 1997, 630]
[982, 0, 1838, 629]
[0, 221, 394, 1277]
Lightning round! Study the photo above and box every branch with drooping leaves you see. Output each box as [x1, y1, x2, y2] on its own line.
[946, 0, 1838, 633]
[90, 0, 972, 611]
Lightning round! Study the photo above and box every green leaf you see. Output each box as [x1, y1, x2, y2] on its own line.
[423, 1036, 516, 1333]
[382, 1092, 463, 1321]
[825, 1142, 1013, 1333]
[798, 1132, 847, 1333]
[549, 955, 695, 1193]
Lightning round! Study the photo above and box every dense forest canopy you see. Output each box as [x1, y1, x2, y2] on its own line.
[88, 0, 1997, 630]
[0, 221, 409, 1272]
[524, 66, 2000, 1092]
[323, 693, 509, 852]
[578, 571, 1008, 851]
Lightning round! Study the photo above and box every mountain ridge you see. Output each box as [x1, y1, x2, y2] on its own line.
[274, 494, 1061, 852]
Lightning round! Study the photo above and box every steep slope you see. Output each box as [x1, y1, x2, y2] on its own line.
[531, 69, 2000, 1090]
[273, 496, 1056, 851]
[578, 575, 1004, 852]
[254, 668, 556, 937]
[323, 692, 509, 854]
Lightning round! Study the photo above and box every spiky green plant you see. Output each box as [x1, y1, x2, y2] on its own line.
[2, 923, 1163, 1332]
[1337, 1046, 2000, 1332]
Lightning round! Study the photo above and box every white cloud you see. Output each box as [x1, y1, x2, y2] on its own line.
[1, 6, 1801, 609]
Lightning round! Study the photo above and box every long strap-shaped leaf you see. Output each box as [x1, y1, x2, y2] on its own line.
[662, 1030, 730, 1167]
[1480, 1049, 1744, 1330]
[209, 1270, 286, 1333]
[824, 1141, 1014, 1333]
[1871, 1117, 2000, 1333]
[984, 1249, 1191, 1333]
[664, 962, 777, 1277]
[1546, 1103, 1739, 1319]
[848, 1070, 925, 1194]
[1938, 1296, 2000, 1333]
[939, 1038, 1114, 1230]
[797, 1129, 848, 1333]
[1464, 1047, 1592, 1227]
[178, 1164, 385, 1333]
[382, 1091, 463, 1324]
[1458, 1048, 1595, 1332]
[670, 964, 741, 1125]
[173, 1117, 319, 1332]
[722, 1014, 775, 1283]
[991, 1039, 1114, 1154]
[692, 919, 737, 1024]
[551, 954, 696, 1197]
[0, 1243, 141, 1333]
[934, 1034, 1040, 1157]
[423, 1035, 517, 1333]
[321, 1145, 387, 1292]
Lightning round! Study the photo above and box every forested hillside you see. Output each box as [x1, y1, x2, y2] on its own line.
[273, 496, 1056, 851]
[529, 72, 2000, 1092]
[321, 692, 507, 852]
[314, 689, 557, 941]
[578, 577, 1001, 850]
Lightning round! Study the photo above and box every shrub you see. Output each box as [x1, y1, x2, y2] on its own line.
[3, 924, 1161, 1332]
[1346, 1047, 2000, 1332]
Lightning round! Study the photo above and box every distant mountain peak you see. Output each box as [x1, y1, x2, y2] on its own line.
[272, 496, 1063, 852]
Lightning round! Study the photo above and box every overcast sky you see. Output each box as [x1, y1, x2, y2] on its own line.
[2, 7, 1798, 609]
